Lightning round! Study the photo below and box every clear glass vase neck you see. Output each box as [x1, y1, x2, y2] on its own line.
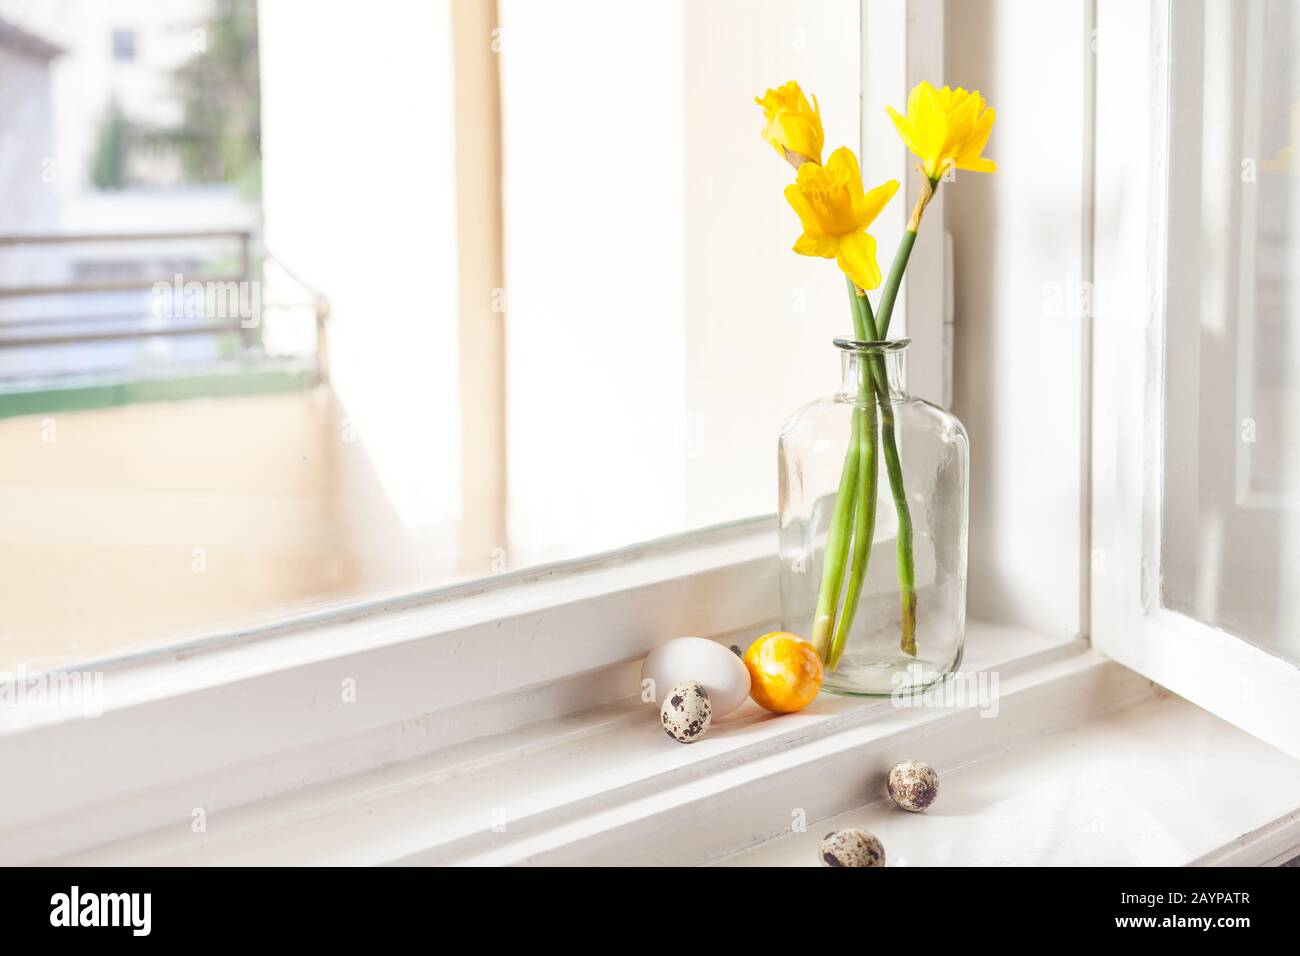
[834, 337, 909, 401]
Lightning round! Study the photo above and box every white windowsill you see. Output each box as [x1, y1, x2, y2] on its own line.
[723, 690, 1300, 867]
[35, 624, 1300, 868]
[4, 519, 1299, 866]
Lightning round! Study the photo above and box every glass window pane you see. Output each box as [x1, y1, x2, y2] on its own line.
[0, 0, 861, 668]
[1161, 0, 1300, 662]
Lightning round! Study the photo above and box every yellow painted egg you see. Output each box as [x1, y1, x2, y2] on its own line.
[743, 631, 823, 713]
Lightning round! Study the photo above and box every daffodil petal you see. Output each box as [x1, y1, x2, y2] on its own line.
[793, 232, 838, 258]
[907, 81, 931, 119]
[835, 231, 881, 292]
[885, 106, 922, 157]
[954, 107, 996, 171]
[856, 179, 899, 231]
[825, 146, 860, 182]
[783, 183, 820, 235]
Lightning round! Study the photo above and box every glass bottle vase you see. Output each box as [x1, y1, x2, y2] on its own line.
[778, 338, 969, 696]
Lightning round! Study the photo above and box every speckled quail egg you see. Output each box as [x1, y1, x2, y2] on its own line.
[818, 828, 885, 867]
[660, 680, 712, 743]
[887, 759, 939, 812]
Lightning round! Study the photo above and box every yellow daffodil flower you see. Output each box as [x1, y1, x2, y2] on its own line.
[886, 81, 996, 181]
[756, 81, 824, 168]
[784, 147, 898, 291]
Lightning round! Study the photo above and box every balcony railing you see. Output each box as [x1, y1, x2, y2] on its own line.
[0, 230, 328, 382]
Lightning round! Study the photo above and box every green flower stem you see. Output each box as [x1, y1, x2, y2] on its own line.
[871, 360, 917, 655]
[873, 229, 915, 338]
[827, 387, 878, 671]
[811, 279, 878, 664]
[863, 174, 941, 656]
[810, 417, 859, 662]
[824, 281, 880, 670]
[875, 175, 941, 338]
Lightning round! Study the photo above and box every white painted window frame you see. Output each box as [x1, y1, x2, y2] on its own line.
[1090, 0, 1300, 759]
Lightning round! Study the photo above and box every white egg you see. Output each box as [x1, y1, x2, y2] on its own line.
[660, 681, 712, 743]
[641, 636, 751, 717]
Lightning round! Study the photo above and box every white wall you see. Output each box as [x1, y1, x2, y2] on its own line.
[499, 0, 687, 567]
[502, 0, 861, 565]
[682, 0, 861, 532]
